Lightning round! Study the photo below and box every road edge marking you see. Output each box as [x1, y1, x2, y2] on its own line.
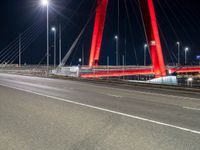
[183, 107, 200, 111]
[0, 73, 200, 101]
[0, 83, 200, 135]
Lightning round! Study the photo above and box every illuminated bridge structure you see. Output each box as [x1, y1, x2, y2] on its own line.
[79, 0, 200, 78]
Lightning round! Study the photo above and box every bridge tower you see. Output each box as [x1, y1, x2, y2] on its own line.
[89, 0, 108, 67]
[140, 0, 166, 77]
[89, 0, 166, 77]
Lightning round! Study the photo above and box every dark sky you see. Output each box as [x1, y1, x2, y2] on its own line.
[0, 0, 200, 66]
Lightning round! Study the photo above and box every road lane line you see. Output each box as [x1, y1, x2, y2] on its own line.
[86, 83, 200, 101]
[0, 73, 200, 101]
[106, 94, 122, 98]
[1, 83, 200, 135]
[183, 107, 200, 111]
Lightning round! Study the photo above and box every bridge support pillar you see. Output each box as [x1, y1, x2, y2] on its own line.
[89, 0, 108, 67]
[140, 0, 166, 77]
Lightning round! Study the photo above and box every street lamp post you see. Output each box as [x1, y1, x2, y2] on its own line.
[122, 55, 125, 80]
[176, 42, 180, 65]
[52, 27, 56, 67]
[107, 56, 109, 79]
[144, 44, 148, 66]
[41, 0, 49, 71]
[59, 24, 62, 64]
[115, 35, 119, 66]
[184, 47, 189, 65]
[19, 34, 21, 67]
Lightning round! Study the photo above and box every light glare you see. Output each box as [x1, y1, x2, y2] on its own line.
[41, 0, 49, 6]
[185, 47, 189, 51]
[51, 27, 56, 31]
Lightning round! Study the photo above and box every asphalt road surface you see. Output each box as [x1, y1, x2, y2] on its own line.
[0, 73, 200, 150]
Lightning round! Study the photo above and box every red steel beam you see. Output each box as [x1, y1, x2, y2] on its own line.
[140, 0, 166, 77]
[170, 67, 200, 74]
[80, 67, 200, 78]
[89, 0, 108, 67]
[80, 69, 153, 78]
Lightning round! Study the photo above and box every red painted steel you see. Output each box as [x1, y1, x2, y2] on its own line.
[80, 67, 200, 78]
[170, 67, 200, 74]
[80, 69, 154, 78]
[140, 0, 166, 77]
[86, 0, 198, 78]
[89, 0, 108, 67]
[89, 0, 166, 77]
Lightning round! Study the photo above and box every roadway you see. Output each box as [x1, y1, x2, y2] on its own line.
[0, 73, 200, 150]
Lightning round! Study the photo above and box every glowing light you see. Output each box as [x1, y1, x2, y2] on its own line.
[51, 27, 56, 32]
[185, 47, 189, 51]
[168, 69, 172, 74]
[41, 0, 49, 6]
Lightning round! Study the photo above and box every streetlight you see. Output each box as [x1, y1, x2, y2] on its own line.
[114, 35, 119, 66]
[184, 47, 189, 65]
[41, 0, 49, 71]
[176, 42, 180, 65]
[78, 58, 82, 66]
[144, 44, 148, 66]
[51, 27, 56, 67]
[41, 0, 48, 6]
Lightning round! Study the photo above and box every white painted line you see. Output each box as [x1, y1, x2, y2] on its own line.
[106, 93, 122, 98]
[0, 83, 200, 135]
[183, 107, 200, 111]
[1, 73, 200, 101]
[91, 84, 200, 101]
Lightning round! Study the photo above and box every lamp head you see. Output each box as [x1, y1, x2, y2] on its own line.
[51, 27, 56, 32]
[41, 0, 49, 6]
[185, 47, 189, 51]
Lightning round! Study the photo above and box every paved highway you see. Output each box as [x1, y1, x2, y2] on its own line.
[0, 73, 200, 150]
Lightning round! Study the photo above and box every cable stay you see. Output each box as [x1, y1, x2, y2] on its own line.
[58, 1, 98, 67]
[0, 21, 42, 67]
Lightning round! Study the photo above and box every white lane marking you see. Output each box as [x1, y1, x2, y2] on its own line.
[87, 84, 200, 101]
[106, 93, 122, 98]
[183, 107, 200, 111]
[0, 83, 200, 135]
[1, 73, 200, 101]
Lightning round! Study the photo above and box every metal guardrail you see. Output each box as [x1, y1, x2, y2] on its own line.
[1, 65, 199, 89]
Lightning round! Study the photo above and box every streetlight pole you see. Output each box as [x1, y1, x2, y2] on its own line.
[185, 47, 189, 65]
[177, 42, 180, 65]
[19, 34, 21, 67]
[144, 44, 148, 66]
[115, 35, 119, 66]
[82, 43, 84, 66]
[107, 56, 109, 68]
[59, 24, 62, 64]
[52, 27, 56, 67]
[47, 3, 49, 70]
[122, 55, 125, 80]
[41, 0, 50, 71]
[107, 56, 109, 79]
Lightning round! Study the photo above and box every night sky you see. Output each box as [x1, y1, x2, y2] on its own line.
[0, 0, 200, 66]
